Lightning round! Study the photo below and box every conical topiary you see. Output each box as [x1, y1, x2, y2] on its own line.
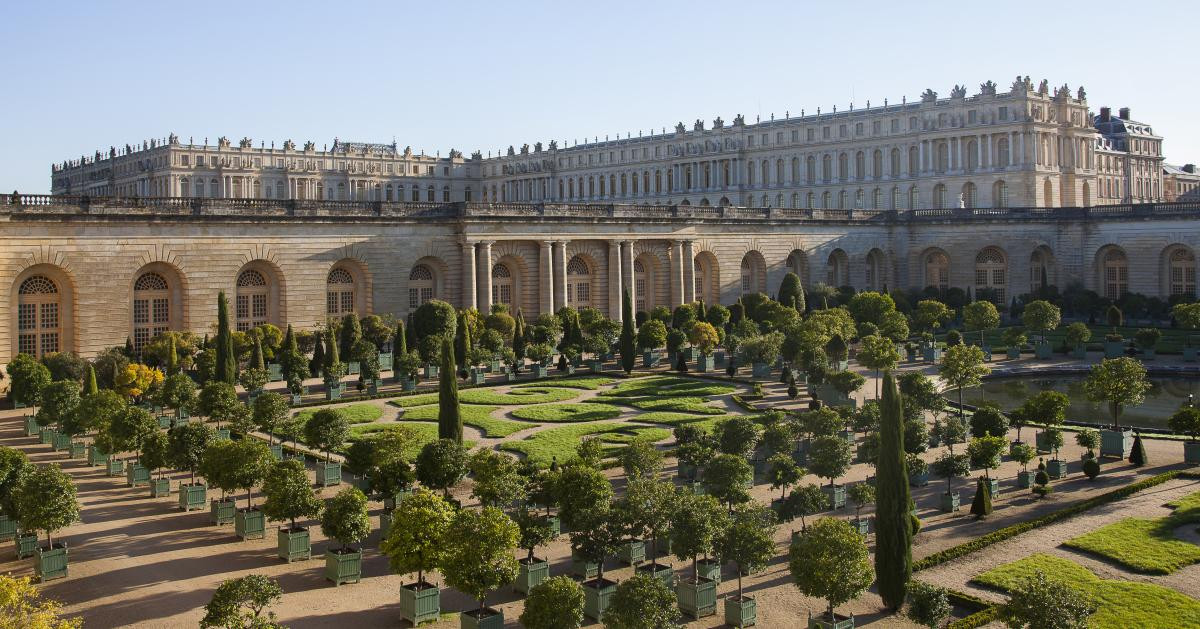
[676, 353, 688, 373]
[969, 476, 992, 519]
[1129, 434, 1147, 467]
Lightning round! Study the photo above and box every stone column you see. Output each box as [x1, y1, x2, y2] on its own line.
[462, 241, 477, 310]
[683, 240, 696, 303]
[540, 241, 555, 315]
[608, 240, 623, 320]
[670, 240, 684, 308]
[478, 241, 493, 315]
[553, 241, 568, 311]
[621, 241, 635, 313]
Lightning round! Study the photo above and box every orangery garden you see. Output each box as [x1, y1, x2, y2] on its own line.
[4, 277, 1200, 628]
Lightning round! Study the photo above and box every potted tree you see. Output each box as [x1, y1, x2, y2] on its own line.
[624, 478, 676, 585]
[938, 345, 990, 423]
[1011, 443, 1036, 488]
[321, 329, 348, 400]
[1169, 407, 1200, 465]
[396, 350, 422, 392]
[570, 503, 623, 621]
[964, 300, 1000, 359]
[967, 434, 1005, 498]
[783, 484, 829, 534]
[520, 576, 585, 629]
[716, 501, 776, 628]
[1135, 328, 1162, 360]
[226, 439, 273, 540]
[415, 439, 469, 500]
[513, 507, 555, 594]
[1002, 327, 1027, 360]
[931, 452, 969, 512]
[197, 381, 241, 441]
[201, 574, 285, 628]
[252, 392, 290, 461]
[767, 453, 803, 516]
[1042, 426, 1068, 479]
[262, 459, 322, 562]
[689, 321, 720, 372]
[1065, 322, 1091, 359]
[526, 343, 555, 378]
[906, 454, 929, 488]
[637, 319, 668, 367]
[0, 448, 29, 543]
[110, 406, 157, 488]
[442, 506, 520, 629]
[381, 489, 454, 625]
[808, 435, 852, 509]
[140, 430, 172, 498]
[304, 409, 349, 487]
[199, 439, 239, 525]
[13, 464, 79, 581]
[37, 381, 79, 454]
[1173, 302, 1200, 362]
[847, 482, 875, 535]
[702, 454, 753, 509]
[670, 492, 728, 619]
[320, 487, 370, 586]
[1075, 428, 1101, 462]
[1103, 305, 1126, 358]
[169, 422, 215, 512]
[1021, 300, 1061, 359]
[78, 389, 127, 467]
[789, 517, 873, 629]
[8, 353, 51, 416]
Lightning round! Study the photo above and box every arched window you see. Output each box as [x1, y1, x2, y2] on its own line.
[909, 186, 919, 210]
[997, 138, 1010, 166]
[408, 265, 435, 310]
[806, 156, 816, 183]
[838, 190, 848, 210]
[133, 272, 171, 351]
[975, 247, 1007, 303]
[838, 154, 849, 181]
[826, 249, 849, 287]
[747, 161, 756, 186]
[740, 253, 766, 295]
[962, 182, 977, 209]
[566, 256, 592, 306]
[872, 150, 883, 178]
[1030, 248, 1053, 291]
[1169, 248, 1196, 298]
[17, 275, 60, 357]
[932, 184, 947, 209]
[890, 149, 901, 177]
[966, 140, 979, 171]
[235, 270, 269, 332]
[865, 250, 885, 291]
[872, 188, 882, 209]
[935, 143, 949, 173]
[822, 155, 832, 182]
[1102, 249, 1128, 300]
[908, 146, 919, 175]
[821, 191, 831, 209]
[925, 251, 949, 290]
[855, 152, 865, 180]
[491, 263, 513, 307]
[760, 160, 769, 186]
[326, 268, 356, 316]
[993, 181, 1009, 208]
[634, 259, 649, 312]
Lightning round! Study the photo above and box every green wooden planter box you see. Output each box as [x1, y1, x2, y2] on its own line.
[460, 608, 503, 629]
[325, 548, 362, 586]
[35, 544, 68, 582]
[379, 353, 393, 372]
[636, 561, 674, 588]
[0, 515, 15, 542]
[423, 365, 439, 379]
[823, 484, 846, 510]
[853, 517, 870, 536]
[150, 477, 171, 498]
[1100, 429, 1133, 458]
[751, 362, 772, 379]
[1047, 459, 1069, 480]
[15, 533, 38, 559]
[547, 514, 561, 536]
[698, 558, 722, 584]
[1034, 342, 1053, 359]
[325, 384, 343, 401]
[23, 416, 39, 437]
[697, 354, 715, 372]
[400, 377, 417, 391]
[383, 488, 414, 511]
[922, 347, 943, 362]
[126, 463, 151, 487]
[469, 370, 486, 385]
[269, 444, 283, 461]
[676, 577, 717, 619]
[157, 415, 172, 429]
[216, 428, 231, 440]
[1035, 431, 1054, 454]
[583, 578, 618, 621]
[1005, 347, 1021, 359]
[268, 363, 283, 381]
[642, 350, 661, 368]
[513, 557, 549, 594]
[67, 442, 86, 459]
[179, 483, 207, 511]
[52, 433, 72, 452]
[399, 582, 441, 625]
[987, 478, 1000, 497]
[586, 359, 604, 372]
[39, 427, 56, 445]
[235, 508, 266, 540]
[532, 364, 548, 378]
[347, 361, 361, 375]
[106, 458, 125, 477]
[210, 499, 237, 525]
[678, 462, 698, 481]
[939, 491, 960, 513]
[724, 595, 757, 628]
[351, 475, 371, 494]
[316, 461, 342, 487]
[1071, 344, 1087, 359]
[617, 539, 645, 566]
[1185, 441, 1200, 465]
[571, 551, 600, 580]
[1104, 341, 1125, 358]
[1017, 471, 1033, 488]
[809, 611, 856, 629]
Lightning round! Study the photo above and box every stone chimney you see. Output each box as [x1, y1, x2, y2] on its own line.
[1119, 107, 1130, 120]
[1100, 107, 1111, 122]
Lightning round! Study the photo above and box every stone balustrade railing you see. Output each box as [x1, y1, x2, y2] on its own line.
[2, 194, 1198, 223]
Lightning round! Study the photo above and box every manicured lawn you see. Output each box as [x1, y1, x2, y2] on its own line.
[514, 376, 615, 390]
[632, 411, 723, 425]
[390, 393, 440, 408]
[601, 375, 735, 399]
[972, 553, 1200, 629]
[400, 404, 535, 437]
[624, 396, 725, 415]
[346, 422, 475, 460]
[1063, 491, 1200, 574]
[501, 422, 671, 466]
[510, 402, 624, 423]
[295, 404, 383, 425]
[458, 387, 581, 405]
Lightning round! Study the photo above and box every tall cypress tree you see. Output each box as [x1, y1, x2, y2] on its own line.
[620, 288, 636, 374]
[512, 309, 527, 370]
[339, 313, 362, 360]
[310, 332, 325, 376]
[214, 291, 236, 384]
[438, 335, 462, 442]
[84, 364, 98, 396]
[323, 328, 340, 375]
[166, 334, 179, 375]
[251, 334, 266, 371]
[395, 320, 407, 356]
[875, 370, 913, 610]
[454, 311, 470, 368]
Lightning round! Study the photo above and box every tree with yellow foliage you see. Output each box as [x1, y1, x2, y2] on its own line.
[115, 363, 164, 403]
[0, 574, 80, 629]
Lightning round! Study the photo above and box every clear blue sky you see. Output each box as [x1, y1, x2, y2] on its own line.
[2, 0, 1195, 193]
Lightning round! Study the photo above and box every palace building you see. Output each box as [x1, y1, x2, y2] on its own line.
[8, 76, 1190, 364]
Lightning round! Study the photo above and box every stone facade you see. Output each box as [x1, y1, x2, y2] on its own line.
[3, 194, 1199, 364]
[51, 78, 1164, 211]
[1165, 164, 1200, 202]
